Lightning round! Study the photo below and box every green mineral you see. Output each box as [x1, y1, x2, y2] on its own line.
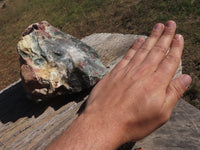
[17, 21, 107, 101]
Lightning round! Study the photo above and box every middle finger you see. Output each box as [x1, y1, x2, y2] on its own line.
[142, 20, 177, 70]
[127, 23, 164, 68]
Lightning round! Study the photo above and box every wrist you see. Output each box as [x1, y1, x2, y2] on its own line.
[47, 107, 127, 150]
[78, 108, 126, 149]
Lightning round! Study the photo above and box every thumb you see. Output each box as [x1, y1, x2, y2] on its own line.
[166, 74, 192, 109]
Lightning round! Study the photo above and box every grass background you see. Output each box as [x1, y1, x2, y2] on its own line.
[0, 0, 200, 108]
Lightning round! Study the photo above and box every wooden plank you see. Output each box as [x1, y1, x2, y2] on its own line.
[0, 33, 184, 150]
[133, 99, 200, 150]
[0, 34, 143, 150]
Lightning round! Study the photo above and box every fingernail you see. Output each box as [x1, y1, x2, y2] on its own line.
[137, 38, 145, 43]
[175, 34, 183, 40]
[154, 23, 162, 31]
[181, 75, 192, 88]
[166, 21, 175, 28]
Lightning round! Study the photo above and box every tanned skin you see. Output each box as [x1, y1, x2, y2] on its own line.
[46, 21, 192, 150]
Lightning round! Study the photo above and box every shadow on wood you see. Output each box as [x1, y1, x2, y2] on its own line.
[0, 80, 90, 123]
[0, 33, 191, 150]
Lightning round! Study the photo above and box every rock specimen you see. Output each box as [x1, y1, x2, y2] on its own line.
[17, 21, 107, 101]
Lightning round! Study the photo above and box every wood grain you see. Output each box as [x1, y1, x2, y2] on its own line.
[0, 34, 142, 150]
[0, 33, 184, 150]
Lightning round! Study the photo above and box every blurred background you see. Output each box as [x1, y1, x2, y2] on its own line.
[0, 0, 199, 109]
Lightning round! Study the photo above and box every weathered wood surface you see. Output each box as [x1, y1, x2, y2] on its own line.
[0, 33, 144, 150]
[0, 33, 197, 150]
[133, 99, 200, 150]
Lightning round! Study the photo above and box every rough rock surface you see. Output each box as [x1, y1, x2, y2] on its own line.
[17, 21, 106, 101]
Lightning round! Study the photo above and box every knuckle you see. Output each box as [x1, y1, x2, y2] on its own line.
[139, 46, 149, 54]
[130, 47, 137, 52]
[153, 44, 167, 55]
[165, 53, 179, 64]
[136, 64, 150, 76]
[123, 54, 132, 61]
[150, 30, 160, 38]
[172, 83, 184, 99]
[132, 42, 140, 49]
[165, 27, 175, 36]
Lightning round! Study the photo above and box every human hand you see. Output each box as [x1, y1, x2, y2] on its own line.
[46, 21, 192, 150]
[83, 20, 192, 147]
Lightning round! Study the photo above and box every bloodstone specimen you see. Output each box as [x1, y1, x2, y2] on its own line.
[17, 21, 106, 101]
